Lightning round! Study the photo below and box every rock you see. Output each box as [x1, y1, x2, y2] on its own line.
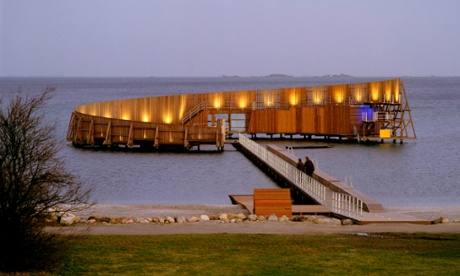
[60, 212, 79, 226]
[137, 218, 150, 224]
[209, 215, 219, 220]
[314, 218, 324, 224]
[121, 217, 134, 224]
[433, 217, 447, 224]
[236, 213, 246, 220]
[268, 214, 278, 221]
[109, 218, 121, 224]
[442, 217, 449, 224]
[88, 215, 99, 221]
[453, 219, 460, 223]
[219, 214, 228, 220]
[227, 214, 236, 220]
[341, 219, 354, 226]
[247, 214, 258, 221]
[100, 217, 111, 223]
[279, 215, 290, 222]
[165, 216, 175, 223]
[86, 219, 97, 224]
[200, 215, 210, 221]
[175, 216, 186, 223]
[258, 215, 266, 221]
[187, 216, 200, 222]
[151, 216, 162, 223]
[45, 214, 59, 223]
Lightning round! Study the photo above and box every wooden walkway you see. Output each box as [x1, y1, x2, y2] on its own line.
[234, 139, 431, 225]
[229, 195, 430, 225]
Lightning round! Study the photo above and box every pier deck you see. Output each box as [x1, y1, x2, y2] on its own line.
[234, 136, 431, 225]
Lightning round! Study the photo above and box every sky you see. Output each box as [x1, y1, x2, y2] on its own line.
[1, 1, 459, 77]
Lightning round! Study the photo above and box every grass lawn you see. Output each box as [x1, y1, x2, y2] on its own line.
[54, 233, 460, 275]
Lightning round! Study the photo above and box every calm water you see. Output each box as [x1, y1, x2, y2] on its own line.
[1, 76, 459, 206]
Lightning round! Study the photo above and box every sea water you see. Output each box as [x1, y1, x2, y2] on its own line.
[0, 76, 459, 206]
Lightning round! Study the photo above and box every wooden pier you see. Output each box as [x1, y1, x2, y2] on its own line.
[67, 78, 416, 150]
[234, 135, 430, 225]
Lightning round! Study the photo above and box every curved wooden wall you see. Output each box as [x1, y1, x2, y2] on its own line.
[67, 78, 414, 149]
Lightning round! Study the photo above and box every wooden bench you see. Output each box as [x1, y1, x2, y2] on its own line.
[253, 188, 292, 217]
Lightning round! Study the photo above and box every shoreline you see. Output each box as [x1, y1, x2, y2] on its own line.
[73, 204, 460, 221]
[49, 204, 460, 235]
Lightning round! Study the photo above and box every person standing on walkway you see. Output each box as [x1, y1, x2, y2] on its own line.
[304, 156, 315, 177]
[297, 158, 305, 172]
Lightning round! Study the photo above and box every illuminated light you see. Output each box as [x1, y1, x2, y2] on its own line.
[163, 113, 172, 124]
[312, 88, 323, 105]
[353, 84, 364, 102]
[142, 113, 150, 122]
[289, 93, 298, 106]
[370, 82, 380, 102]
[213, 93, 223, 108]
[178, 95, 187, 120]
[264, 93, 274, 107]
[384, 81, 392, 102]
[335, 95, 344, 103]
[143, 130, 146, 139]
[119, 135, 123, 141]
[238, 97, 248, 108]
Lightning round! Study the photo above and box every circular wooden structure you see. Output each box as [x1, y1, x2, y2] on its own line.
[66, 78, 415, 150]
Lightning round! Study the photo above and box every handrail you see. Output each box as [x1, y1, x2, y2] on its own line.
[238, 134, 363, 220]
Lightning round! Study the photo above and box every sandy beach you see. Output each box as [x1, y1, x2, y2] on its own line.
[52, 204, 460, 235]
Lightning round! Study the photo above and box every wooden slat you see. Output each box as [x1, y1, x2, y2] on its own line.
[254, 188, 292, 217]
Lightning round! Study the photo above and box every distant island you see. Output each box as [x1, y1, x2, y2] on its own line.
[321, 74, 352, 78]
[264, 74, 293, 78]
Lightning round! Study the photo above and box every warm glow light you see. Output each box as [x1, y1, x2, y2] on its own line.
[213, 93, 223, 108]
[163, 113, 172, 124]
[393, 80, 400, 103]
[353, 84, 364, 102]
[289, 93, 298, 106]
[370, 82, 380, 102]
[238, 97, 247, 108]
[178, 95, 187, 120]
[312, 88, 323, 105]
[142, 113, 150, 122]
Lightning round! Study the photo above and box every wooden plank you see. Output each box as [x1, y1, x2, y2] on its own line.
[254, 188, 292, 217]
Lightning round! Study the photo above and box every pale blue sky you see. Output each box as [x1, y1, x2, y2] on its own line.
[1, 1, 459, 77]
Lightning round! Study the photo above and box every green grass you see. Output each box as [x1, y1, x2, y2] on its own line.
[53, 233, 460, 275]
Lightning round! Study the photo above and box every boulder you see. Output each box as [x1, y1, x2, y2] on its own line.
[151, 216, 162, 223]
[236, 213, 246, 220]
[219, 214, 228, 220]
[268, 214, 278, 221]
[137, 218, 150, 224]
[433, 217, 449, 224]
[279, 215, 290, 222]
[341, 219, 354, 226]
[175, 216, 187, 223]
[88, 215, 99, 221]
[109, 218, 121, 224]
[60, 212, 79, 226]
[100, 217, 111, 223]
[200, 215, 210, 221]
[121, 217, 135, 224]
[187, 216, 200, 222]
[247, 214, 258, 221]
[165, 216, 175, 223]
[86, 219, 97, 224]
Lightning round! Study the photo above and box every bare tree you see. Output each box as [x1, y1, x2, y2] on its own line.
[0, 86, 93, 272]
